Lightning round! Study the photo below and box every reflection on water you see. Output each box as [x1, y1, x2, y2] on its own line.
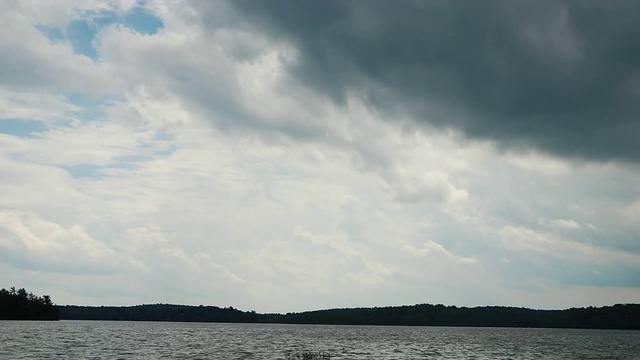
[1, 321, 639, 359]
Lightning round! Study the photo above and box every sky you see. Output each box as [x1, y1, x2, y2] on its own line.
[0, 0, 639, 313]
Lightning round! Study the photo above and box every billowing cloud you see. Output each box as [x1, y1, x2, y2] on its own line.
[0, 210, 140, 274]
[230, 0, 640, 162]
[0, 4, 117, 93]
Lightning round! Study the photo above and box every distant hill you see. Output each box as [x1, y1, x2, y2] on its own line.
[58, 303, 640, 330]
[0, 287, 59, 320]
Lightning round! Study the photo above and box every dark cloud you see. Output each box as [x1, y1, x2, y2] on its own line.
[230, 0, 640, 162]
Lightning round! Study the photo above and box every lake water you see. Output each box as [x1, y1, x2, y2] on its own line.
[0, 321, 638, 359]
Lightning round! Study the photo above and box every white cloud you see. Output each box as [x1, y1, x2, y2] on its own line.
[5, 0, 138, 28]
[540, 218, 583, 231]
[0, 210, 140, 274]
[501, 225, 640, 266]
[407, 240, 479, 264]
[506, 151, 573, 175]
[622, 201, 640, 230]
[0, 7, 117, 93]
[0, 88, 80, 123]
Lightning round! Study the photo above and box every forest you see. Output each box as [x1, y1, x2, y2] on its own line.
[58, 303, 640, 330]
[0, 287, 59, 320]
[3, 285, 636, 329]
[59, 304, 262, 322]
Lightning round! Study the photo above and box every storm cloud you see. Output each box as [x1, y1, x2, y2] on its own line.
[230, 0, 640, 162]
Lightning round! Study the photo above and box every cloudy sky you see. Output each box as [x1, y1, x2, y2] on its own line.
[1, 0, 639, 313]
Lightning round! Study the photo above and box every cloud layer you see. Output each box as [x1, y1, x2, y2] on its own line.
[0, 0, 638, 312]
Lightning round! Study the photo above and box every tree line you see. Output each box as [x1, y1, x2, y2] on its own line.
[58, 303, 640, 330]
[58, 304, 262, 322]
[3, 286, 636, 329]
[0, 287, 59, 320]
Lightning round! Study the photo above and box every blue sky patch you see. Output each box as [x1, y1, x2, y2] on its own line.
[0, 119, 46, 137]
[36, 25, 65, 43]
[64, 159, 150, 180]
[39, 6, 163, 60]
[63, 164, 107, 179]
[122, 7, 164, 35]
[66, 19, 106, 59]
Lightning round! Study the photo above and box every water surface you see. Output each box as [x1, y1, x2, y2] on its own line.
[1, 321, 638, 359]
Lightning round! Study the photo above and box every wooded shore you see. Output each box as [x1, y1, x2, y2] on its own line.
[58, 303, 640, 330]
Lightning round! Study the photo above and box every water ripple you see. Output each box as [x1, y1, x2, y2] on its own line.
[0, 321, 638, 359]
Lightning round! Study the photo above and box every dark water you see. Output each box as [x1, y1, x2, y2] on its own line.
[1, 321, 638, 359]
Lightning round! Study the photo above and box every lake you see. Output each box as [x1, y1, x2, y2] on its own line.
[1, 321, 638, 359]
